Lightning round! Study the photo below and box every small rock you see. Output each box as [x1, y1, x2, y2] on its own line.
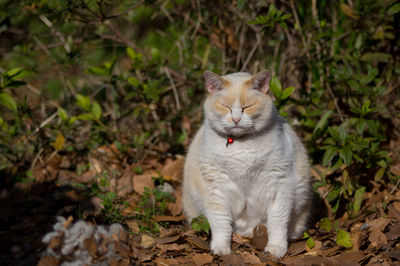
[140, 234, 155, 249]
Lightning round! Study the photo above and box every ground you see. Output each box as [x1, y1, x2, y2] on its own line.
[1, 143, 400, 266]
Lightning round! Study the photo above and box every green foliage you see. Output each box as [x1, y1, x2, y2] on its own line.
[249, 4, 292, 29]
[191, 214, 210, 235]
[336, 229, 353, 248]
[0, 0, 398, 222]
[135, 187, 174, 235]
[320, 218, 332, 233]
[89, 171, 128, 225]
[303, 232, 315, 249]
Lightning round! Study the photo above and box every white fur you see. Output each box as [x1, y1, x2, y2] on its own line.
[183, 72, 312, 258]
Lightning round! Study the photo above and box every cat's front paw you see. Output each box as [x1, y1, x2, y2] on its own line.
[265, 242, 288, 258]
[211, 239, 231, 255]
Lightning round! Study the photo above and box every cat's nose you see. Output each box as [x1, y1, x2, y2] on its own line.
[232, 117, 241, 124]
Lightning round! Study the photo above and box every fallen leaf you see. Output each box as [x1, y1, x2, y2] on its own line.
[369, 227, 387, 248]
[192, 253, 213, 266]
[221, 254, 245, 266]
[83, 237, 98, 257]
[113, 241, 129, 258]
[287, 240, 306, 256]
[340, 3, 359, 19]
[252, 224, 268, 250]
[38, 256, 60, 266]
[332, 250, 367, 264]
[186, 236, 210, 250]
[133, 172, 156, 195]
[232, 233, 245, 245]
[63, 216, 73, 229]
[156, 235, 180, 245]
[117, 171, 133, 198]
[140, 234, 155, 249]
[155, 214, 185, 222]
[48, 234, 63, 252]
[167, 195, 183, 216]
[109, 258, 129, 266]
[237, 251, 262, 264]
[52, 132, 65, 151]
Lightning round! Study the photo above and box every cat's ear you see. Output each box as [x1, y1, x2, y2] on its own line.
[251, 70, 270, 94]
[204, 71, 224, 94]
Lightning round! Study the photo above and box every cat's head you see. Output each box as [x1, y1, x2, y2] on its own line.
[203, 70, 275, 137]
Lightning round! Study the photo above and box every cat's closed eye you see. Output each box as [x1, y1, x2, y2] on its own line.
[218, 101, 232, 112]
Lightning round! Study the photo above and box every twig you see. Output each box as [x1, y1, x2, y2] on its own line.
[32, 35, 52, 57]
[385, 177, 400, 202]
[290, 0, 307, 49]
[241, 33, 261, 72]
[25, 112, 58, 144]
[164, 67, 181, 111]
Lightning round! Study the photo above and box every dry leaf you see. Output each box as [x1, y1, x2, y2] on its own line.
[117, 171, 133, 198]
[48, 235, 63, 252]
[83, 237, 98, 257]
[237, 251, 262, 264]
[155, 214, 185, 222]
[232, 233, 245, 245]
[38, 256, 60, 266]
[52, 132, 65, 151]
[192, 253, 213, 266]
[133, 171, 156, 195]
[369, 228, 387, 248]
[167, 195, 183, 216]
[186, 236, 210, 250]
[156, 235, 180, 245]
[221, 254, 245, 266]
[340, 3, 359, 19]
[126, 219, 140, 234]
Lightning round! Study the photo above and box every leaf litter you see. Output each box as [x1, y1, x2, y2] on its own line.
[3, 145, 400, 265]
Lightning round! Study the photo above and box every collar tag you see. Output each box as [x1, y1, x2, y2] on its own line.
[226, 137, 234, 147]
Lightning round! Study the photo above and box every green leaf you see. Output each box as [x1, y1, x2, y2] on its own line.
[237, 0, 245, 9]
[191, 215, 210, 234]
[326, 187, 341, 202]
[332, 197, 340, 213]
[320, 218, 332, 232]
[388, 3, 400, 15]
[281, 86, 295, 100]
[360, 52, 391, 62]
[77, 113, 95, 120]
[58, 107, 68, 122]
[313, 111, 332, 136]
[128, 77, 139, 87]
[306, 236, 315, 249]
[303, 232, 310, 238]
[76, 94, 91, 111]
[353, 187, 365, 213]
[340, 146, 352, 166]
[374, 167, 386, 181]
[86, 67, 107, 76]
[6, 68, 22, 78]
[336, 229, 353, 248]
[270, 76, 282, 99]
[91, 101, 102, 120]
[322, 146, 337, 166]
[0, 92, 18, 112]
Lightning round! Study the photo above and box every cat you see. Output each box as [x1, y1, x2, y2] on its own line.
[182, 70, 312, 258]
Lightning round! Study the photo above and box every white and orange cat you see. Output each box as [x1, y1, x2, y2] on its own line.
[183, 70, 312, 258]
